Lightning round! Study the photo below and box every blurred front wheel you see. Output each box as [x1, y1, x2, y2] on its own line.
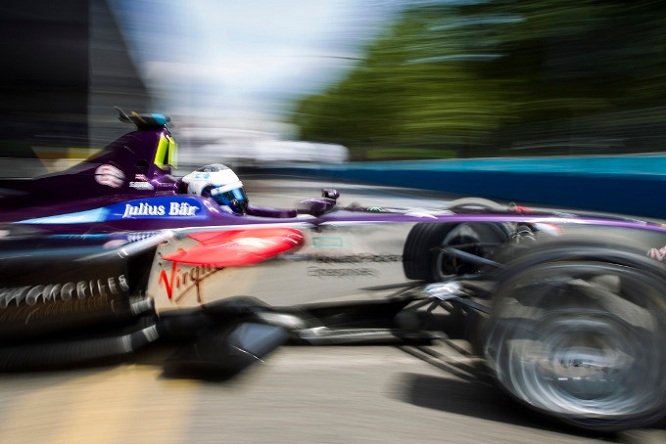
[483, 251, 666, 432]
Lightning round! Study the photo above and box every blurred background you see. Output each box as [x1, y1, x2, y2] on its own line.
[1, 0, 665, 174]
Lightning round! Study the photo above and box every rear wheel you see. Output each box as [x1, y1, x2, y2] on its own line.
[403, 222, 509, 281]
[483, 246, 666, 431]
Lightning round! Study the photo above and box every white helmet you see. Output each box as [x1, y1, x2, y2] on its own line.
[182, 164, 249, 214]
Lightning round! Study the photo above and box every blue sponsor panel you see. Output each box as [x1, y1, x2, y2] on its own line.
[18, 196, 209, 225]
[105, 196, 208, 220]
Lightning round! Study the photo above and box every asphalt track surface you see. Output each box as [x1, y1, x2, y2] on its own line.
[0, 178, 664, 444]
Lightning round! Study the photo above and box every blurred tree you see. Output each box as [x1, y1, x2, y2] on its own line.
[293, 0, 666, 159]
[295, 1, 516, 158]
[489, 0, 666, 153]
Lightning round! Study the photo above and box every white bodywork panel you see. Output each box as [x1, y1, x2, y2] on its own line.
[147, 222, 415, 311]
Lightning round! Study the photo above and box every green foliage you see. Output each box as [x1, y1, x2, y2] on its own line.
[364, 147, 457, 160]
[293, 0, 666, 159]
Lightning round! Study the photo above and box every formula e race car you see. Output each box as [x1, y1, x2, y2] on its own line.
[1, 110, 666, 433]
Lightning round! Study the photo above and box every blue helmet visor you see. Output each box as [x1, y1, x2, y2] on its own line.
[211, 186, 249, 214]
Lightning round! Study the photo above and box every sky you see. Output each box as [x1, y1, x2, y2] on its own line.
[109, 0, 403, 130]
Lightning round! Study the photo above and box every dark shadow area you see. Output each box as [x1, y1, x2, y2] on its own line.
[397, 344, 483, 384]
[391, 371, 625, 442]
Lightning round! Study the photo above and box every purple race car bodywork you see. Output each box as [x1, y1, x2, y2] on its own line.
[1, 110, 666, 433]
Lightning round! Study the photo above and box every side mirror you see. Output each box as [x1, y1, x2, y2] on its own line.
[321, 188, 339, 200]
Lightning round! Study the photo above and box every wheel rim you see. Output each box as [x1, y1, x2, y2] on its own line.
[485, 261, 666, 425]
[434, 223, 506, 278]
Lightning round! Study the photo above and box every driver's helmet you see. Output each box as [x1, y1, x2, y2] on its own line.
[182, 163, 249, 214]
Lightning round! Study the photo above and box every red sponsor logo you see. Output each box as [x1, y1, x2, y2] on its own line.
[158, 261, 222, 303]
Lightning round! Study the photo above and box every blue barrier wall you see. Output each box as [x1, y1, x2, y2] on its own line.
[262, 154, 666, 219]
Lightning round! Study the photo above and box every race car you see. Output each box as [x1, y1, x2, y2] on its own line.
[1, 110, 665, 433]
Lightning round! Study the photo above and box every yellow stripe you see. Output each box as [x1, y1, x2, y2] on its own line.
[0, 366, 199, 444]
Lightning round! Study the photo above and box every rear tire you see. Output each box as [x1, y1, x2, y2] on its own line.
[403, 222, 509, 281]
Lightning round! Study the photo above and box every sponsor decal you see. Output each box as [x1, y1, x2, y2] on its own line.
[95, 164, 125, 188]
[115, 199, 201, 219]
[0, 274, 129, 309]
[307, 267, 378, 278]
[125, 231, 162, 243]
[123, 202, 165, 217]
[129, 181, 155, 190]
[312, 236, 345, 249]
[158, 262, 222, 303]
[130, 173, 154, 190]
[301, 253, 400, 279]
[288, 253, 402, 264]
[312, 254, 402, 264]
